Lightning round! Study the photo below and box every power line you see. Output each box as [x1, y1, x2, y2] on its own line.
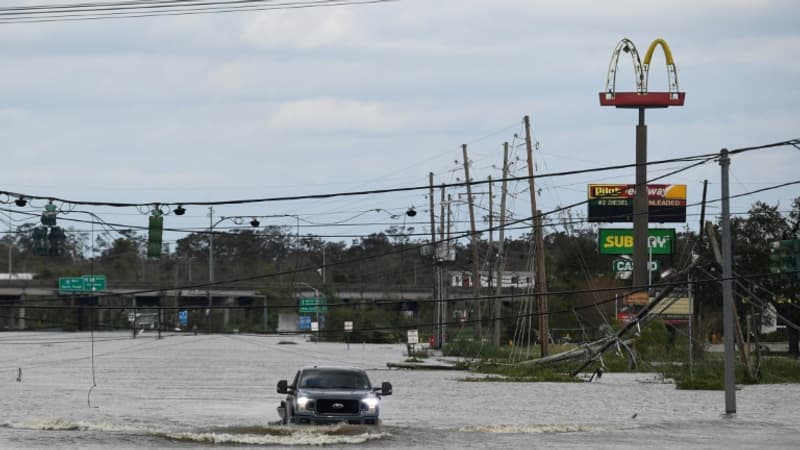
[0, 0, 400, 24]
[0, 147, 758, 210]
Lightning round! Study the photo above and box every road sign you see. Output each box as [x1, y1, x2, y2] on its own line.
[612, 259, 660, 272]
[298, 315, 312, 330]
[59, 275, 107, 293]
[82, 275, 107, 292]
[59, 277, 84, 292]
[344, 321, 353, 332]
[407, 329, 419, 344]
[599, 228, 676, 255]
[299, 297, 328, 313]
[311, 321, 319, 332]
[178, 310, 188, 327]
[588, 183, 686, 223]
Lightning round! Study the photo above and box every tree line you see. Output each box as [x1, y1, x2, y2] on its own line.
[2, 197, 798, 352]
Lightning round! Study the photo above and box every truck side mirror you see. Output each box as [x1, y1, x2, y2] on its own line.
[277, 379, 288, 394]
[381, 381, 392, 396]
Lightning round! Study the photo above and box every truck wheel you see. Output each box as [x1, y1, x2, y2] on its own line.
[283, 406, 292, 425]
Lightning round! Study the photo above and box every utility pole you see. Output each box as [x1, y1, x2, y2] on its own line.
[719, 148, 736, 414]
[493, 143, 510, 346]
[439, 184, 448, 345]
[463, 144, 482, 340]
[207, 206, 214, 326]
[524, 115, 548, 356]
[488, 176, 493, 253]
[429, 173, 441, 348]
[440, 184, 446, 242]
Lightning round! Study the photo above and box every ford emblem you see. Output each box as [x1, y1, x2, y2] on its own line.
[332, 403, 344, 409]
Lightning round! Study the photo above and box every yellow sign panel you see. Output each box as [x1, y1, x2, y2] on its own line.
[650, 297, 691, 316]
[588, 184, 687, 200]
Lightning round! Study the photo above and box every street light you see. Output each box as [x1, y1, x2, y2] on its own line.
[207, 209, 299, 288]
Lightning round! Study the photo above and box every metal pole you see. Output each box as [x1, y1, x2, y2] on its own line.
[719, 148, 737, 414]
[633, 108, 649, 294]
[7, 209, 11, 278]
[648, 242, 653, 287]
[208, 207, 214, 286]
[322, 245, 326, 285]
[315, 288, 319, 343]
[207, 207, 213, 332]
[688, 270, 694, 380]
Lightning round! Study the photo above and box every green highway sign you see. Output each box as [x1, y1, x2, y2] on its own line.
[299, 297, 327, 313]
[59, 277, 84, 292]
[599, 228, 676, 255]
[612, 258, 660, 273]
[83, 275, 107, 292]
[58, 275, 107, 293]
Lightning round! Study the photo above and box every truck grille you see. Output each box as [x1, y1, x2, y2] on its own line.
[315, 399, 360, 414]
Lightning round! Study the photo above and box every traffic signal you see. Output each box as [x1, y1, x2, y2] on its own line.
[32, 227, 48, 256]
[770, 239, 800, 279]
[41, 202, 57, 226]
[147, 213, 164, 258]
[48, 226, 66, 256]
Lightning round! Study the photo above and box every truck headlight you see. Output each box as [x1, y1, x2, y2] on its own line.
[296, 396, 315, 411]
[361, 397, 379, 413]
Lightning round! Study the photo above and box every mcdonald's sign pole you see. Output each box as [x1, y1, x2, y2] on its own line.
[600, 38, 685, 296]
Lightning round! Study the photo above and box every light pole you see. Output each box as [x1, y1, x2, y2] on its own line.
[208, 211, 300, 288]
[207, 208, 255, 306]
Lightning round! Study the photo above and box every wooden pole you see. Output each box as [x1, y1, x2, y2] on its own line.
[493, 143, 510, 346]
[463, 144, 482, 339]
[429, 173, 440, 347]
[524, 115, 548, 356]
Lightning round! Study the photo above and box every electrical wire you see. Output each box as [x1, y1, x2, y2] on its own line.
[0, 0, 400, 24]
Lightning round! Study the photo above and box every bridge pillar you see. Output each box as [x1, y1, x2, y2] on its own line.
[223, 296, 234, 329]
[17, 306, 25, 330]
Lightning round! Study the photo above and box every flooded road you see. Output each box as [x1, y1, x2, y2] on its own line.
[0, 332, 797, 448]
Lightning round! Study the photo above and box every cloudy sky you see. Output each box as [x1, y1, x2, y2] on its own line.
[0, 0, 798, 248]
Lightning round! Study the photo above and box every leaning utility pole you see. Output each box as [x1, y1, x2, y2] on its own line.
[462, 144, 482, 339]
[493, 143, 510, 346]
[524, 115, 548, 356]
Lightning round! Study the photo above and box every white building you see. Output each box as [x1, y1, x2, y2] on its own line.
[0, 273, 35, 280]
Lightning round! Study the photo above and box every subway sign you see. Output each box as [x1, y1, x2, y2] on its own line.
[588, 184, 687, 223]
[599, 228, 676, 255]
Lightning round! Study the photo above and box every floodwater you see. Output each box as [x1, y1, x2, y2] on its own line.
[0, 331, 798, 449]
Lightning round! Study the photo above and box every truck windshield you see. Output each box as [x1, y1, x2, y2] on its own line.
[299, 369, 371, 390]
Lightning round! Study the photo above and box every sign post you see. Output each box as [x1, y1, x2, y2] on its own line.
[598, 37, 686, 303]
[344, 321, 353, 350]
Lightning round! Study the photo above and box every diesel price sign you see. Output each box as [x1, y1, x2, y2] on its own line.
[588, 184, 687, 223]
